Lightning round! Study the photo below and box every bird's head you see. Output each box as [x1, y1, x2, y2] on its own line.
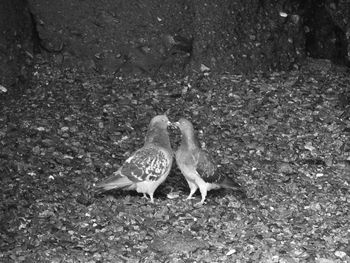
[173, 118, 198, 148]
[174, 118, 194, 135]
[149, 115, 171, 130]
[145, 115, 172, 148]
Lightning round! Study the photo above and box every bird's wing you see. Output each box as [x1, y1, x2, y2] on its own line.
[121, 146, 171, 182]
[195, 150, 222, 183]
[197, 151, 243, 188]
[196, 151, 246, 198]
[95, 171, 134, 192]
[96, 146, 171, 192]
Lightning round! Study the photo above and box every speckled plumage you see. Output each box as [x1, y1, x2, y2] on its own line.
[175, 118, 243, 205]
[95, 115, 173, 203]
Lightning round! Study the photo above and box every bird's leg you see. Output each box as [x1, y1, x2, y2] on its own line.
[149, 193, 155, 203]
[195, 181, 208, 206]
[185, 180, 198, 200]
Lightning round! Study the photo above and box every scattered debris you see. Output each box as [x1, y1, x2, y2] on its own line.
[0, 62, 349, 262]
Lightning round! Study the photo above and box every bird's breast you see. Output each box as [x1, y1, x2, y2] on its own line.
[175, 149, 199, 181]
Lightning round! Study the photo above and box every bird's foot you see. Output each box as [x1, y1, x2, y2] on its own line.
[148, 194, 155, 203]
[142, 194, 152, 202]
[194, 201, 205, 207]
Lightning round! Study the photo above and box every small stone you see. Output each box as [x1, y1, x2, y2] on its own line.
[226, 249, 236, 256]
[278, 162, 294, 174]
[334, 250, 346, 258]
[316, 258, 334, 263]
[200, 64, 210, 72]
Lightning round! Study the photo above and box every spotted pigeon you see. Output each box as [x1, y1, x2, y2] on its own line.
[95, 115, 173, 203]
[175, 118, 243, 205]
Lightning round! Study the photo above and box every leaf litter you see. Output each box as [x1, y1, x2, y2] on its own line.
[0, 62, 349, 262]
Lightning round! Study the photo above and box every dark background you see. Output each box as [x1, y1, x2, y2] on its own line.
[1, 0, 349, 95]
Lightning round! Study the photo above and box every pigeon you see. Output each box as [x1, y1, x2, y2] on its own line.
[95, 115, 173, 203]
[175, 118, 244, 205]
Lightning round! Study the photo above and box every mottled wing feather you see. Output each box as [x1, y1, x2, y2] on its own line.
[120, 147, 169, 182]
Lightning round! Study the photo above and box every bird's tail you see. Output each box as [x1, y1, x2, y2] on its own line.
[95, 171, 134, 194]
[221, 177, 247, 199]
[221, 176, 241, 189]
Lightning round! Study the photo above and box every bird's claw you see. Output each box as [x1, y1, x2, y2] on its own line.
[194, 201, 204, 207]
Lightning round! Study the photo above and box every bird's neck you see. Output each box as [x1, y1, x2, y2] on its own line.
[145, 127, 171, 150]
[181, 132, 199, 151]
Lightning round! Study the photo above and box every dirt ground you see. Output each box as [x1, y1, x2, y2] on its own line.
[0, 57, 350, 262]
